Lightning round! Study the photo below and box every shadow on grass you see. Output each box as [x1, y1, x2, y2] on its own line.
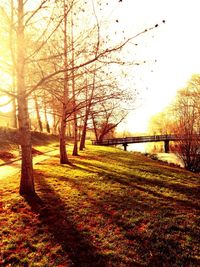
[25, 176, 115, 267]
[0, 151, 17, 165]
[27, 152, 200, 266]
[71, 158, 200, 211]
[32, 166, 200, 267]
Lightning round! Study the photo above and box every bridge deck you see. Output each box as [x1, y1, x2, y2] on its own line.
[92, 134, 185, 146]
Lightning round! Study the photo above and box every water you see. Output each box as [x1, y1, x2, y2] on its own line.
[122, 143, 184, 167]
[156, 153, 184, 167]
[126, 143, 147, 153]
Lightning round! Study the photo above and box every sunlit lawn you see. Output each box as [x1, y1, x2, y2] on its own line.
[1, 145, 200, 266]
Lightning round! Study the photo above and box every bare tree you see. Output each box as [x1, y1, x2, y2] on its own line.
[33, 92, 43, 132]
[0, 0, 164, 195]
[17, 0, 35, 195]
[59, 0, 70, 163]
[71, 5, 79, 156]
[170, 82, 200, 172]
[91, 99, 128, 142]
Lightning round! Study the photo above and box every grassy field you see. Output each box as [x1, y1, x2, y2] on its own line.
[0, 144, 200, 266]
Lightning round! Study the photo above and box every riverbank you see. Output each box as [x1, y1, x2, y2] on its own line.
[118, 142, 184, 168]
[1, 145, 200, 266]
[156, 152, 184, 167]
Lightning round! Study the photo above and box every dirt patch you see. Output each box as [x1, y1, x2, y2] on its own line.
[0, 151, 15, 160]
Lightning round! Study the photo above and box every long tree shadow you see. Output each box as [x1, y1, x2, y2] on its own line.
[70, 158, 200, 211]
[30, 152, 200, 267]
[34, 161, 200, 267]
[26, 175, 110, 267]
[54, 175, 200, 267]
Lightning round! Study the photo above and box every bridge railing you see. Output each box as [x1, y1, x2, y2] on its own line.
[92, 134, 190, 146]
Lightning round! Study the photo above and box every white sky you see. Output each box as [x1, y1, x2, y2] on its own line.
[1, 0, 200, 132]
[115, 0, 200, 133]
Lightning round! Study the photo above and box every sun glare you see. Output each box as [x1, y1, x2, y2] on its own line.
[0, 96, 12, 113]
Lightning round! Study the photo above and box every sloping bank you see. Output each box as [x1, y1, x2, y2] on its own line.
[1, 144, 200, 266]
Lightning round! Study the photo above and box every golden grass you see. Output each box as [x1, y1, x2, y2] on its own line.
[1, 145, 200, 266]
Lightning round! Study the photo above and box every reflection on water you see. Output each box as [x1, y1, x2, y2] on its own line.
[126, 143, 147, 153]
[116, 143, 147, 153]
[120, 143, 184, 167]
[156, 153, 184, 167]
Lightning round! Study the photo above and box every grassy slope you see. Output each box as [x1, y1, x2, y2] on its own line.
[0, 145, 200, 267]
[0, 127, 59, 165]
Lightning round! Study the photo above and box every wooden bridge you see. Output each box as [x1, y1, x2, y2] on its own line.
[92, 134, 187, 153]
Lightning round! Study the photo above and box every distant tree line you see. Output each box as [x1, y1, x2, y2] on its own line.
[149, 74, 200, 172]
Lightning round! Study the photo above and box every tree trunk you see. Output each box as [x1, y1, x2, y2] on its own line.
[91, 112, 99, 141]
[60, 114, 69, 163]
[79, 113, 88, 150]
[43, 98, 50, 133]
[10, 0, 17, 128]
[71, 11, 78, 156]
[12, 97, 18, 128]
[80, 81, 88, 151]
[72, 115, 78, 155]
[52, 112, 59, 135]
[59, 0, 69, 164]
[17, 0, 35, 196]
[80, 75, 95, 150]
[34, 93, 43, 132]
[67, 121, 72, 137]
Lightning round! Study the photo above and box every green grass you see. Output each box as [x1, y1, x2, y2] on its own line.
[1, 145, 200, 266]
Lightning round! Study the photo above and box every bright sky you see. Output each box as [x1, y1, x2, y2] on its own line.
[1, 0, 200, 131]
[0, 71, 12, 113]
[116, 0, 200, 133]
[0, 96, 12, 113]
